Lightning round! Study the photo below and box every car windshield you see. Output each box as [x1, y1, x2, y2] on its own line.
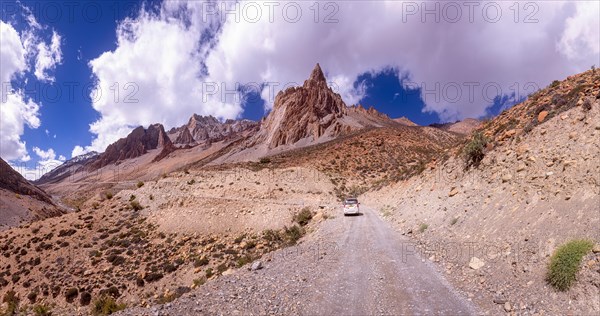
[345, 199, 358, 204]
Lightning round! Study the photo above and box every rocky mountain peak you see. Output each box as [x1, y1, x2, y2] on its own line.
[91, 123, 175, 169]
[253, 63, 349, 149]
[306, 63, 327, 85]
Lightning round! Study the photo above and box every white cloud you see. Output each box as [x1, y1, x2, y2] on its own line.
[79, 2, 236, 154]
[12, 146, 66, 180]
[71, 145, 87, 158]
[33, 146, 56, 160]
[9, 146, 65, 181]
[0, 12, 63, 162]
[557, 1, 600, 62]
[204, 1, 598, 122]
[33, 31, 62, 82]
[77, 0, 599, 156]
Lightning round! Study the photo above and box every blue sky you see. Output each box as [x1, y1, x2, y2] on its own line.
[1, 1, 598, 179]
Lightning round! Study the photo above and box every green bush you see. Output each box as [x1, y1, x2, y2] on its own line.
[194, 256, 209, 267]
[193, 277, 206, 287]
[463, 132, 488, 169]
[294, 207, 313, 226]
[284, 225, 304, 245]
[32, 304, 52, 316]
[262, 229, 282, 242]
[136, 181, 144, 188]
[2, 290, 19, 315]
[418, 223, 428, 233]
[104, 191, 113, 200]
[130, 201, 143, 211]
[547, 239, 594, 291]
[91, 296, 126, 315]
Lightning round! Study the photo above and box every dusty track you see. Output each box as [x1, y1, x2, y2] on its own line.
[300, 206, 476, 315]
[118, 206, 476, 316]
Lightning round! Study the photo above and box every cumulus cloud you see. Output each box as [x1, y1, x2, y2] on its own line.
[78, 2, 234, 154]
[205, 1, 599, 121]
[77, 0, 599, 155]
[9, 146, 65, 181]
[0, 11, 63, 163]
[33, 146, 57, 160]
[33, 31, 62, 82]
[0, 20, 39, 161]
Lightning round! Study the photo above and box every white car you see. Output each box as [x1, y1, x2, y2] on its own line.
[343, 198, 360, 215]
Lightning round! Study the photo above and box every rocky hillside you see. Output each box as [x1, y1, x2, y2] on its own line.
[91, 124, 175, 169]
[393, 116, 419, 126]
[0, 159, 63, 230]
[430, 118, 480, 135]
[245, 125, 461, 199]
[364, 69, 600, 315]
[0, 165, 335, 314]
[35, 151, 98, 185]
[167, 115, 258, 147]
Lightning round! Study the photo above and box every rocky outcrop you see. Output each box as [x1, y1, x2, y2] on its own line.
[430, 118, 480, 135]
[91, 124, 175, 169]
[393, 116, 419, 127]
[169, 115, 258, 146]
[175, 125, 195, 145]
[254, 64, 349, 149]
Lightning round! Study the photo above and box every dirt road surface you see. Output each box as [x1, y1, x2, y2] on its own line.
[118, 206, 477, 316]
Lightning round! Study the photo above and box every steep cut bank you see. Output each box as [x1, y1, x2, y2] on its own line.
[364, 69, 600, 315]
[0, 158, 63, 229]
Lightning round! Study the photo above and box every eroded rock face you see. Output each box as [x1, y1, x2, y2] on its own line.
[91, 124, 174, 169]
[0, 158, 54, 204]
[259, 63, 347, 148]
[169, 115, 258, 146]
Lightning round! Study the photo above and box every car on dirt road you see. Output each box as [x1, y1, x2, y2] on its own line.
[343, 198, 360, 215]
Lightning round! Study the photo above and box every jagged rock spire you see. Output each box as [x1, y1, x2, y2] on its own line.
[308, 63, 326, 83]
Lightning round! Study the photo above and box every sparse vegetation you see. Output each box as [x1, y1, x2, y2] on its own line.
[136, 181, 144, 188]
[194, 256, 209, 267]
[259, 157, 271, 164]
[91, 296, 126, 315]
[284, 225, 304, 245]
[450, 217, 459, 225]
[547, 239, 594, 291]
[187, 179, 195, 185]
[418, 223, 428, 233]
[130, 200, 143, 211]
[463, 132, 488, 169]
[2, 290, 19, 316]
[193, 277, 206, 287]
[293, 207, 313, 226]
[32, 304, 52, 316]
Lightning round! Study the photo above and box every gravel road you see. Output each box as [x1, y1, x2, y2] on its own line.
[118, 206, 477, 316]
